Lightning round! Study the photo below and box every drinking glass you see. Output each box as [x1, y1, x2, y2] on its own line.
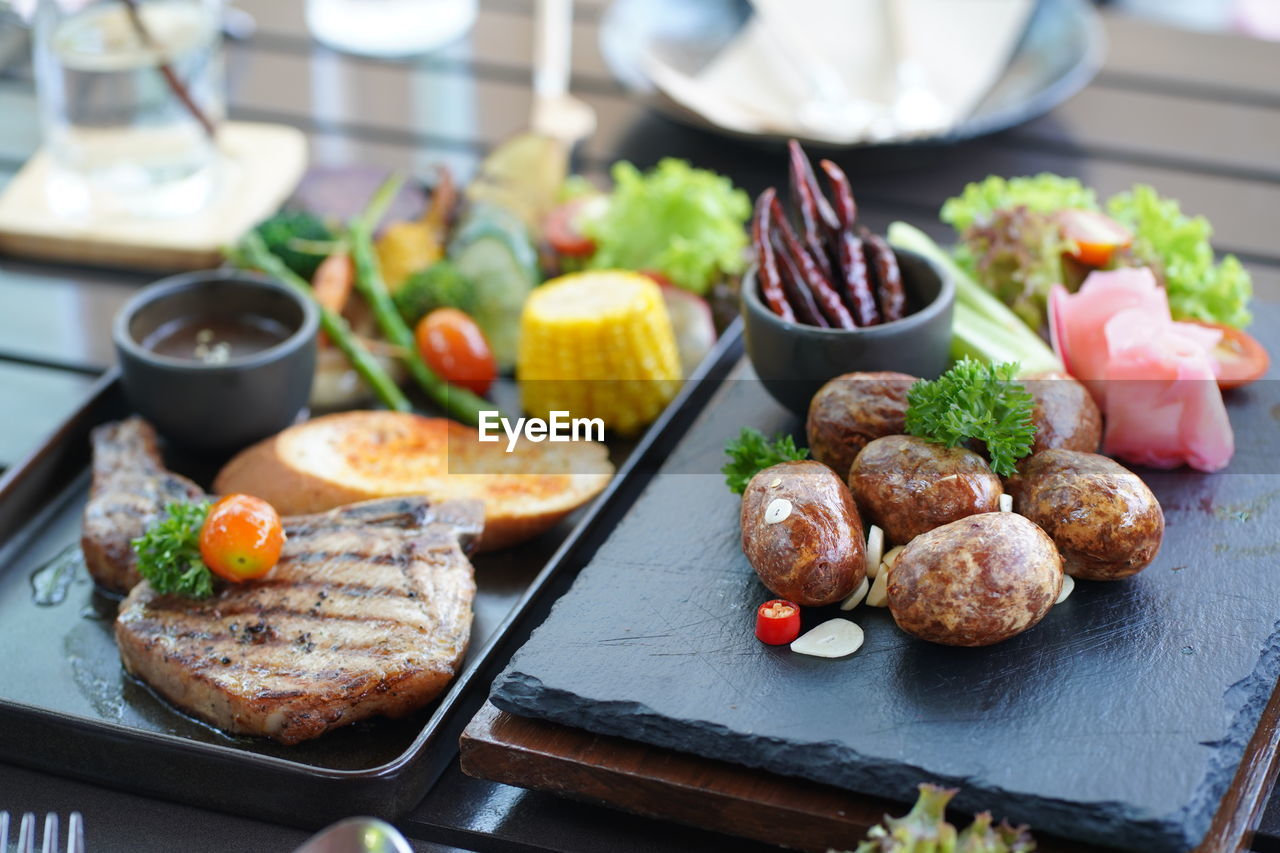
[32, 0, 225, 218]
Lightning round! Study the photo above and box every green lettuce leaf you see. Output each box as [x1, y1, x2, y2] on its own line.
[582, 159, 751, 294]
[1108, 184, 1253, 328]
[940, 174, 1098, 233]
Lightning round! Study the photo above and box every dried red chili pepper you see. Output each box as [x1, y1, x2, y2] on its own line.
[861, 228, 906, 322]
[771, 197, 856, 329]
[773, 232, 828, 327]
[834, 230, 880, 326]
[818, 159, 858, 230]
[752, 188, 796, 322]
[789, 140, 839, 279]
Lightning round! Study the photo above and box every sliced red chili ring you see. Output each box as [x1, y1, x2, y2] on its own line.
[756, 599, 802, 645]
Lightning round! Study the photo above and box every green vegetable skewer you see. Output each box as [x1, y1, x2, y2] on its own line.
[349, 175, 500, 426]
[231, 232, 412, 413]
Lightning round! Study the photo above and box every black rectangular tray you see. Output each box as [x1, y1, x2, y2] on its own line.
[492, 306, 1280, 852]
[0, 324, 744, 829]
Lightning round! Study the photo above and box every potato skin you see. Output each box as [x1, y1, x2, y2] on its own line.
[848, 435, 1002, 545]
[741, 460, 866, 607]
[806, 371, 917, 478]
[1021, 371, 1103, 455]
[888, 512, 1062, 646]
[1006, 449, 1163, 580]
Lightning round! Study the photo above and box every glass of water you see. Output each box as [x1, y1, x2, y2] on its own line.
[32, 0, 225, 219]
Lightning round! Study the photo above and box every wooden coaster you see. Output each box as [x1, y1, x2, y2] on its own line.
[0, 121, 307, 272]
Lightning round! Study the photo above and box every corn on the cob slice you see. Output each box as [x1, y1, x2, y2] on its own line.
[518, 271, 682, 435]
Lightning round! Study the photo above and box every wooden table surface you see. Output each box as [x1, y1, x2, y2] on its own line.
[1, 3, 1279, 850]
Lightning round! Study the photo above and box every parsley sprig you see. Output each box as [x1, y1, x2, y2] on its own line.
[904, 360, 1036, 477]
[722, 427, 809, 494]
[131, 501, 215, 598]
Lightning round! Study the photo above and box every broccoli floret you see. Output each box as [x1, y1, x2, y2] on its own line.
[393, 260, 474, 325]
[250, 211, 335, 281]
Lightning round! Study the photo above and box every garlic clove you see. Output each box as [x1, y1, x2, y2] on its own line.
[840, 576, 870, 611]
[1056, 573, 1075, 604]
[791, 618, 865, 658]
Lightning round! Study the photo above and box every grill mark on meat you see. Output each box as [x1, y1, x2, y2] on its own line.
[277, 551, 407, 567]
[115, 493, 483, 744]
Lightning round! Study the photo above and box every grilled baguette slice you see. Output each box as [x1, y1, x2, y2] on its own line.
[213, 411, 613, 551]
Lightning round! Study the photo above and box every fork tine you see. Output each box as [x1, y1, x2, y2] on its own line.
[41, 813, 59, 853]
[17, 812, 37, 853]
[66, 813, 85, 853]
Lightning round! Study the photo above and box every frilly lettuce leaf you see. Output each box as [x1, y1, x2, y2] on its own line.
[941, 175, 1096, 332]
[1108, 184, 1253, 328]
[582, 158, 750, 295]
[940, 174, 1098, 233]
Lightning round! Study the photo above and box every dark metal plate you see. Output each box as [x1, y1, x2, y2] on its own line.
[0, 325, 745, 827]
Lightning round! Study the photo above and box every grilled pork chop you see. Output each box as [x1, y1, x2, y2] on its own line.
[82, 418, 205, 594]
[115, 496, 483, 744]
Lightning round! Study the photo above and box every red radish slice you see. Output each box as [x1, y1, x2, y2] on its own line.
[658, 284, 717, 377]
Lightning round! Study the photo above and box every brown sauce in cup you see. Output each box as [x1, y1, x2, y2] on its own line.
[143, 315, 291, 364]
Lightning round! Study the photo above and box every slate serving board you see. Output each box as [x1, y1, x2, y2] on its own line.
[492, 306, 1280, 852]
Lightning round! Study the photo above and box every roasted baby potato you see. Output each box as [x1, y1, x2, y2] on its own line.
[888, 512, 1062, 646]
[1021, 370, 1103, 455]
[806, 371, 917, 478]
[1007, 449, 1164, 580]
[848, 435, 1002, 545]
[741, 460, 866, 607]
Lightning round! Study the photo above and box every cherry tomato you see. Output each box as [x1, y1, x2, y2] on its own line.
[544, 198, 597, 258]
[1184, 320, 1270, 389]
[414, 308, 497, 396]
[199, 494, 285, 582]
[1058, 209, 1133, 267]
[755, 599, 801, 646]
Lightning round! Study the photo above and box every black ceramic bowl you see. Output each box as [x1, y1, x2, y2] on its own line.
[741, 248, 954, 416]
[114, 270, 319, 454]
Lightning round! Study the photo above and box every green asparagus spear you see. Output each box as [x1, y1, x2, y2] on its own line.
[348, 174, 500, 426]
[229, 231, 412, 413]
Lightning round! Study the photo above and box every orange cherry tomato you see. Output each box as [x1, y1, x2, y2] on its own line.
[1058, 209, 1133, 267]
[1184, 320, 1270, 390]
[414, 308, 497, 396]
[199, 494, 286, 582]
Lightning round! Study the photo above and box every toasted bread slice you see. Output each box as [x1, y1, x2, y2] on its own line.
[213, 412, 613, 551]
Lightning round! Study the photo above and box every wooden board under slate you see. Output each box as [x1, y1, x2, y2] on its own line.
[461, 701, 1131, 853]
[491, 305, 1280, 853]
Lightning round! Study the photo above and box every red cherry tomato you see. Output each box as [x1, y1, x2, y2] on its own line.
[544, 198, 597, 258]
[1184, 320, 1270, 390]
[1058, 209, 1133, 267]
[414, 308, 497, 396]
[199, 494, 285, 582]
[755, 599, 801, 646]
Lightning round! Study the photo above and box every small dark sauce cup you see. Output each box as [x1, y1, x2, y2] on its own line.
[113, 270, 319, 454]
[741, 247, 955, 416]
